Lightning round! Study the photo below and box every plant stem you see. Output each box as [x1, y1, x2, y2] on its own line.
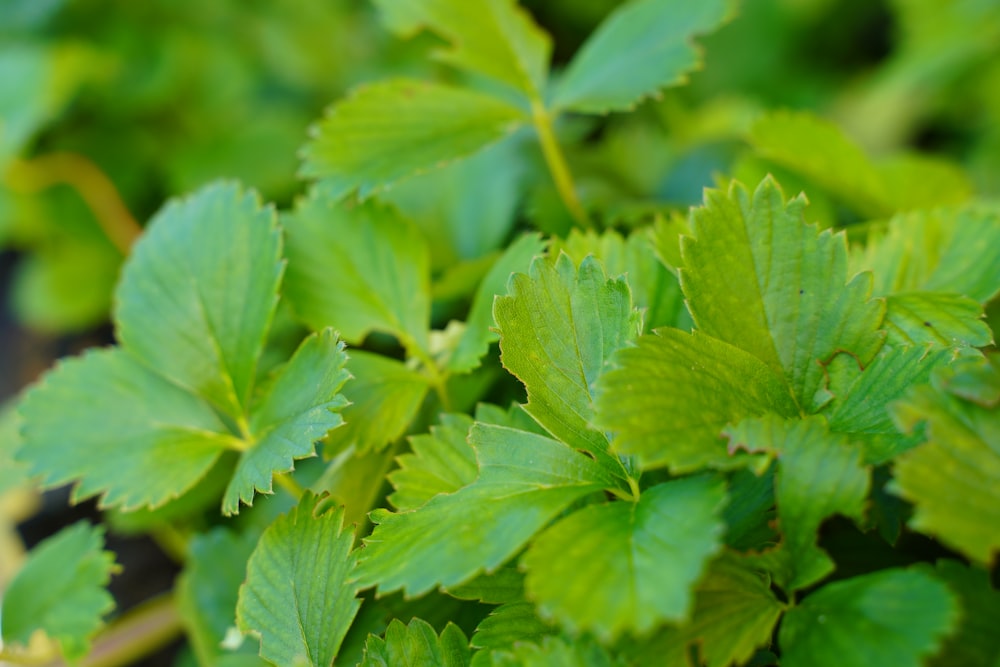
[530, 99, 592, 230]
[399, 333, 453, 412]
[274, 472, 306, 499]
[4, 153, 142, 254]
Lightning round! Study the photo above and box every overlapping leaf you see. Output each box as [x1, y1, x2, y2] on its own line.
[1, 522, 117, 662]
[521, 475, 728, 640]
[925, 560, 1000, 667]
[890, 354, 1000, 564]
[470, 602, 554, 652]
[883, 292, 992, 348]
[302, 80, 526, 197]
[362, 619, 470, 667]
[553, 0, 734, 114]
[473, 636, 619, 667]
[236, 493, 360, 667]
[389, 413, 477, 511]
[778, 568, 958, 667]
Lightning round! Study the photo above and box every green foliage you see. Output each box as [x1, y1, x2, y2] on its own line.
[4, 0, 999, 665]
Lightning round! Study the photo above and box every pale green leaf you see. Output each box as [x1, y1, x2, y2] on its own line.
[0, 403, 29, 494]
[470, 602, 554, 651]
[494, 254, 641, 466]
[282, 191, 431, 353]
[449, 234, 547, 373]
[553, 0, 733, 114]
[18, 348, 232, 510]
[825, 344, 960, 464]
[176, 529, 266, 666]
[747, 110, 889, 217]
[551, 228, 686, 332]
[596, 328, 798, 471]
[474, 636, 619, 667]
[680, 177, 885, 412]
[778, 568, 958, 667]
[890, 354, 1000, 564]
[236, 493, 360, 667]
[372, 0, 550, 96]
[624, 553, 784, 667]
[877, 154, 974, 211]
[522, 475, 727, 640]
[726, 415, 870, 590]
[1, 522, 116, 662]
[223, 330, 349, 515]
[852, 206, 1000, 302]
[884, 292, 992, 348]
[354, 423, 622, 597]
[115, 182, 282, 420]
[925, 560, 1000, 667]
[325, 351, 430, 456]
[302, 80, 526, 197]
[362, 619, 470, 667]
[389, 414, 477, 511]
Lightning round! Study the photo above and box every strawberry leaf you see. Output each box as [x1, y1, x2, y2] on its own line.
[361, 619, 470, 667]
[389, 413, 477, 512]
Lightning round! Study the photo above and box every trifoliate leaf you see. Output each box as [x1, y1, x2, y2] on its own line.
[778, 568, 958, 667]
[1, 522, 116, 662]
[825, 344, 959, 464]
[596, 328, 798, 471]
[362, 618, 470, 667]
[494, 254, 641, 468]
[223, 330, 349, 515]
[884, 293, 992, 348]
[890, 354, 1000, 564]
[852, 206, 1000, 303]
[326, 351, 430, 457]
[389, 414, 477, 511]
[522, 475, 727, 640]
[176, 529, 265, 666]
[552, 0, 733, 114]
[470, 602, 554, 651]
[282, 191, 432, 354]
[726, 415, 870, 590]
[624, 553, 784, 667]
[18, 348, 233, 510]
[747, 110, 889, 217]
[354, 423, 622, 597]
[115, 182, 282, 420]
[236, 493, 360, 667]
[372, 0, 550, 97]
[474, 636, 619, 667]
[924, 560, 1000, 667]
[302, 80, 526, 198]
[551, 228, 686, 332]
[680, 177, 885, 413]
[449, 234, 547, 373]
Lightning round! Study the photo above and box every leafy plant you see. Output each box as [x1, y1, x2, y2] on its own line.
[1, 0, 999, 666]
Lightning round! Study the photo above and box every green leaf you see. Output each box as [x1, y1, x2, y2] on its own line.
[883, 292, 992, 348]
[449, 234, 547, 373]
[282, 191, 431, 353]
[444, 567, 525, 605]
[494, 254, 642, 465]
[325, 351, 430, 457]
[372, 0, 550, 97]
[302, 80, 526, 198]
[552, 0, 733, 114]
[354, 423, 621, 597]
[223, 330, 349, 515]
[176, 529, 265, 666]
[551, 228, 686, 332]
[778, 568, 958, 667]
[924, 560, 1000, 667]
[521, 475, 727, 640]
[876, 154, 974, 211]
[1, 522, 117, 662]
[0, 402, 29, 494]
[474, 636, 619, 667]
[726, 415, 870, 591]
[236, 493, 360, 667]
[470, 602, 554, 651]
[680, 177, 885, 412]
[825, 344, 960, 464]
[852, 206, 1000, 302]
[889, 354, 1000, 564]
[389, 414, 477, 511]
[115, 182, 282, 420]
[624, 554, 784, 667]
[18, 348, 233, 510]
[361, 618, 470, 667]
[596, 328, 798, 471]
